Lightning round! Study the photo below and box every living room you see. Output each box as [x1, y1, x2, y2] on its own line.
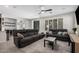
[0, 5, 79, 53]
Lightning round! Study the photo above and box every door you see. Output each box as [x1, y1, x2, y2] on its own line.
[34, 21, 39, 30]
[45, 20, 49, 30]
[0, 18, 1, 31]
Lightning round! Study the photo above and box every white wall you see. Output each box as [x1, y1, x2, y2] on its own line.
[0, 31, 6, 42]
[23, 19, 32, 29]
[38, 12, 77, 33]
[16, 18, 33, 29]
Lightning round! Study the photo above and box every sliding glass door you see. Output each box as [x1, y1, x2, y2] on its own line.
[45, 20, 49, 30]
[45, 18, 63, 30]
[49, 20, 53, 29]
[53, 19, 57, 29]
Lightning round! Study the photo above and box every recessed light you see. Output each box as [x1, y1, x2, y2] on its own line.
[4, 5, 9, 8]
[41, 11, 45, 14]
[12, 6, 16, 8]
[62, 8, 66, 10]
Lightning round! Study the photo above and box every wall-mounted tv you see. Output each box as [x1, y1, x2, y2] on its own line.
[75, 6, 79, 25]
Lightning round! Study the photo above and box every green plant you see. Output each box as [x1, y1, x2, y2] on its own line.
[72, 28, 77, 34]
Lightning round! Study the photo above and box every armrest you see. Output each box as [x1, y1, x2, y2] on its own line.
[14, 37, 23, 48]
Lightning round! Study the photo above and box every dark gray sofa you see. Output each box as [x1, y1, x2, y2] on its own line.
[13, 29, 45, 48]
[46, 29, 70, 42]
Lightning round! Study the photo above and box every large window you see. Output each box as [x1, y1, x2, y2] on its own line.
[45, 20, 49, 30]
[49, 20, 53, 29]
[53, 19, 57, 29]
[58, 18, 63, 29]
[45, 18, 63, 30]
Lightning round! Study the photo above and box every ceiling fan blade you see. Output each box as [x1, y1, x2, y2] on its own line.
[46, 9, 52, 11]
[38, 10, 45, 14]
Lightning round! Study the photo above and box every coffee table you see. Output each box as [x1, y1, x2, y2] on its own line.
[44, 37, 56, 49]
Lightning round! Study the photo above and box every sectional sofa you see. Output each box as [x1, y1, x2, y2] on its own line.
[13, 29, 45, 48]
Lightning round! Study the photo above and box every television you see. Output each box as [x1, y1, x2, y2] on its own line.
[75, 6, 79, 25]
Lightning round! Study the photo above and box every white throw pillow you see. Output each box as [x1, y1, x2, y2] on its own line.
[17, 33, 24, 38]
[58, 31, 62, 35]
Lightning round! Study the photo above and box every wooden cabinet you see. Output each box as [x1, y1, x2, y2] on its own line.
[75, 42, 79, 52]
[0, 18, 1, 31]
[0, 14, 2, 31]
[70, 34, 79, 53]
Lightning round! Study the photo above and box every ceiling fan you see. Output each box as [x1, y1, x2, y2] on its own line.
[38, 6, 52, 14]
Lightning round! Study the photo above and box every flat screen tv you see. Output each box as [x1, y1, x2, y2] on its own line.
[75, 6, 79, 25]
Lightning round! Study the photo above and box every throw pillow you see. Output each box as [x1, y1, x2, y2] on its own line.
[63, 32, 68, 35]
[58, 31, 62, 35]
[17, 33, 24, 38]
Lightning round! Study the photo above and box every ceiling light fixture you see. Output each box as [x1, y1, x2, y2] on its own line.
[41, 11, 45, 14]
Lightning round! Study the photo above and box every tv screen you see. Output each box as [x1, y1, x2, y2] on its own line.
[75, 6, 79, 25]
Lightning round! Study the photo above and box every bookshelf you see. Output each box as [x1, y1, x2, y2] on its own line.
[1, 17, 16, 30]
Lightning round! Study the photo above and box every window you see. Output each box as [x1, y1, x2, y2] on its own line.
[49, 20, 53, 29]
[53, 19, 57, 29]
[45, 18, 63, 30]
[58, 18, 63, 29]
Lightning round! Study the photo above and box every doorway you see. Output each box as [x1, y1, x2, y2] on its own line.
[34, 21, 39, 30]
[0, 18, 1, 31]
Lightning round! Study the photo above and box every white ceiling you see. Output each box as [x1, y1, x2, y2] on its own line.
[0, 5, 78, 19]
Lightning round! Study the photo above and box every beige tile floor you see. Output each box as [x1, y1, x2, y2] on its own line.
[0, 36, 71, 53]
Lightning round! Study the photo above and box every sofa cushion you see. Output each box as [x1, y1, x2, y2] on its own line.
[20, 37, 33, 44]
[52, 32, 57, 34]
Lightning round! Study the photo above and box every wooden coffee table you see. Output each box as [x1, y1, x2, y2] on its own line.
[44, 37, 56, 49]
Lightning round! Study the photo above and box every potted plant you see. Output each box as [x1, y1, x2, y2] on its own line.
[72, 28, 77, 34]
